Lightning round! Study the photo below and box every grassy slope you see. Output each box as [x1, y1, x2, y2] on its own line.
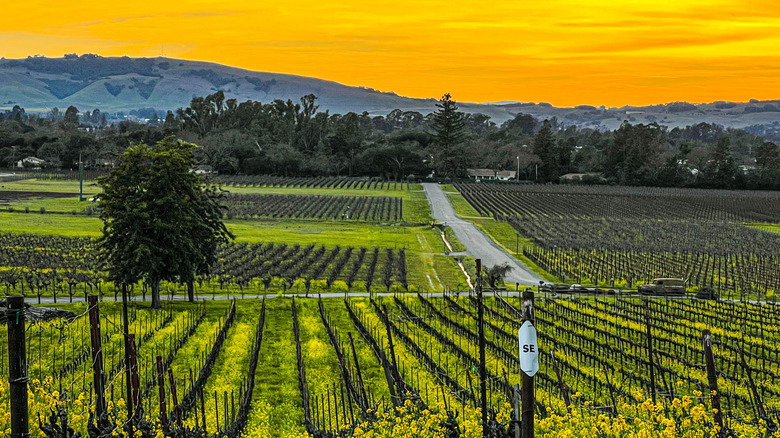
[442, 186, 559, 283]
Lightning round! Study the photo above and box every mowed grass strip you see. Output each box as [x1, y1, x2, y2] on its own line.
[199, 301, 263, 433]
[243, 299, 307, 438]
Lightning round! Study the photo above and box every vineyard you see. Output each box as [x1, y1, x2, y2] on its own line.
[454, 183, 780, 297]
[222, 194, 402, 222]
[219, 175, 410, 191]
[2, 294, 778, 437]
[0, 232, 413, 297]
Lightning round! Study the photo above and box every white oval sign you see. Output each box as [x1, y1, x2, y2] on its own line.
[518, 320, 539, 377]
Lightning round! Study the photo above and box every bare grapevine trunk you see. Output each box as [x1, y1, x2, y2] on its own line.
[151, 281, 162, 309]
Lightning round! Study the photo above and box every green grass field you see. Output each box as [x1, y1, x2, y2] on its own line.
[442, 184, 482, 217]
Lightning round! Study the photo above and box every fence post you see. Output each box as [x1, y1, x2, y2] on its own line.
[121, 283, 135, 438]
[475, 259, 488, 437]
[521, 291, 535, 438]
[381, 304, 402, 406]
[512, 384, 521, 438]
[550, 350, 571, 408]
[168, 369, 182, 429]
[88, 295, 107, 417]
[644, 300, 657, 403]
[702, 330, 724, 434]
[156, 356, 168, 429]
[128, 334, 140, 416]
[7, 296, 30, 438]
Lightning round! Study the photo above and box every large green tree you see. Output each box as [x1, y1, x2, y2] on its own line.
[431, 93, 466, 177]
[97, 137, 233, 307]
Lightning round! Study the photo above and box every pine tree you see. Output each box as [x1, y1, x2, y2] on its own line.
[533, 120, 555, 181]
[431, 93, 465, 177]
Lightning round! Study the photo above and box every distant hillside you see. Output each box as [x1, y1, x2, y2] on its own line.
[1, 54, 779, 129]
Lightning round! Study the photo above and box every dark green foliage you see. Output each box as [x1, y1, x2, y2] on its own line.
[186, 69, 234, 87]
[431, 93, 466, 177]
[244, 76, 276, 92]
[42, 79, 91, 99]
[103, 83, 124, 97]
[96, 137, 233, 307]
[9, 54, 159, 81]
[63, 106, 79, 126]
[129, 78, 158, 100]
[604, 122, 667, 185]
[483, 263, 512, 290]
[665, 102, 697, 113]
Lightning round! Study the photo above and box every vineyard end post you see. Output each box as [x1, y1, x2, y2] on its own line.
[513, 384, 521, 438]
[644, 299, 657, 404]
[475, 259, 488, 438]
[121, 283, 135, 438]
[521, 291, 535, 438]
[702, 330, 724, 435]
[88, 295, 107, 417]
[156, 356, 168, 430]
[6, 296, 30, 438]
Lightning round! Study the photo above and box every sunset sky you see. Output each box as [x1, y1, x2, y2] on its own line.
[3, 0, 780, 107]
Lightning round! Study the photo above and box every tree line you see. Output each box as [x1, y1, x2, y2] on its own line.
[1, 92, 779, 189]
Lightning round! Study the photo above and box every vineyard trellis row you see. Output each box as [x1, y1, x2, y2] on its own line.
[0, 233, 412, 296]
[223, 193, 403, 222]
[3, 294, 780, 437]
[453, 182, 780, 298]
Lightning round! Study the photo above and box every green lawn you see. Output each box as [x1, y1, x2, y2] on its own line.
[442, 185, 482, 217]
[0, 211, 103, 236]
[0, 179, 98, 193]
[2, 197, 92, 214]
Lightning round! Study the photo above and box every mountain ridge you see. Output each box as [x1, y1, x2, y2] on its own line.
[2, 55, 780, 130]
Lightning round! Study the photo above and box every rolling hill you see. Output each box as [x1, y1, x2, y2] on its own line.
[1, 54, 779, 130]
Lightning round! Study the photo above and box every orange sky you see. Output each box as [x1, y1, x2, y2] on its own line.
[3, 0, 780, 107]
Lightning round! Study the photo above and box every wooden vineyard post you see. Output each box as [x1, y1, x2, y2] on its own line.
[550, 350, 571, 408]
[475, 258, 488, 437]
[156, 356, 168, 430]
[6, 296, 30, 438]
[381, 304, 402, 406]
[348, 332, 369, 407]
[121, 283, 135, 438]
[168, 369, 182, 429]
[518, 291, 538, 438]
[702, 330, 724, 435]
[88, 295, 107, 417]
[128, 334, 141, 417]
[512, 384, 521, 438]
[644, 300, 657, 403]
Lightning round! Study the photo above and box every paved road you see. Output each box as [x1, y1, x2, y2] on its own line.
[422, 183, 545, 286]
